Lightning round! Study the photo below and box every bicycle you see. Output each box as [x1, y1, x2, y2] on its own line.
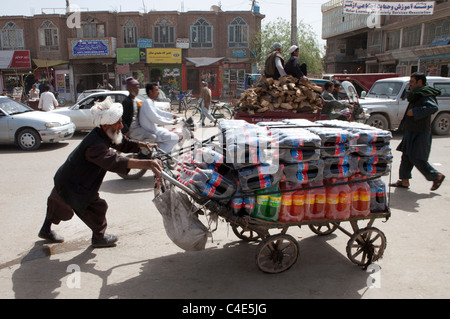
[54, 92, 67, 107]
[184, 100, 233, 122]
[177, 90, 195, 114]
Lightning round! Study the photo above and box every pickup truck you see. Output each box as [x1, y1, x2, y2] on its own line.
[360, 76, 450, 135]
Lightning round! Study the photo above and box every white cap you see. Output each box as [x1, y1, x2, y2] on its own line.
[91, 96, 123, 127]
[289, 45, 299, 54]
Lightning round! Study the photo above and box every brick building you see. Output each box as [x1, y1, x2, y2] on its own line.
[0, 6, 264, 101]
[321, 0, 450, 77]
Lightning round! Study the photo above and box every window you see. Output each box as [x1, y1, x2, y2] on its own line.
[423, 18, 450, 45]
[228, 17, 248, 48]
[79, 17, 105, 38]
[434, 83, 450, 97]
[190, 18, 213, 48]
[153, 19, 175, 48]
[39, 21, 59, 51]
[402, 25, 421, 48]
[123, 19, 137, 48]
[1, 22, 24, 49]
[386, 30, 400, 51]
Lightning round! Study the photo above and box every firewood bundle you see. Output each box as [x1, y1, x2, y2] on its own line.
[235, 75, 323, 115]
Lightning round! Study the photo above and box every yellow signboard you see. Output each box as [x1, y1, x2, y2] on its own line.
[146, 48, 182, 64]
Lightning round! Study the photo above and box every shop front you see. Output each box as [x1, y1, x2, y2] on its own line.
[33, 59, 70, 102]
[147, 48, 182, 94]
[68, 37, 117, 99]
[116, 48, 148, 89]
[183, 57, 223, 97]
[0, 50, 32, 98]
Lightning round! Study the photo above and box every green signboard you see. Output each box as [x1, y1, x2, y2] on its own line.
[117, 48, 140, 64]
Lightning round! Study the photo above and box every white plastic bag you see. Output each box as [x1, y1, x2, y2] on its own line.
[153, 186, 208, 251]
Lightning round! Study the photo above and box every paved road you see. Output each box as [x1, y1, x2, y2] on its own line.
[0, 125, 449, 299]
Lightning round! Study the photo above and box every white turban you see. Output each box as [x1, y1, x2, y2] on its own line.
[289, 45, 299, 54]
[90, 96, 123, 127]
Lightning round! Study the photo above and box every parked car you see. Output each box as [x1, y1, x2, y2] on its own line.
[0, 96, 75, 151]
[360, 76, 450, 135]
[76, 89, 110, 102]
[53, 90, 170, 131]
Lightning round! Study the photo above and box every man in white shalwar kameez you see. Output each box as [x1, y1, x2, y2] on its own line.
[139, 83, 179, 153]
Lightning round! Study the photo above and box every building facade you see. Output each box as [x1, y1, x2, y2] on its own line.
[0, 6, 264, 101]
[321, 0, 450, 77]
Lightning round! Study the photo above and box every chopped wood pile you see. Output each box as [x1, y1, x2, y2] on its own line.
[235, 75, 324, 114]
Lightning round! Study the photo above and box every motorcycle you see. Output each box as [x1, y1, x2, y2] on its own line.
[117, 117, 195, 180]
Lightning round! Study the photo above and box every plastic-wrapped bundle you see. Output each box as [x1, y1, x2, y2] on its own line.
[357, 155, 392, 177]
[353, 128, 392, 145]
[237, 164, 285, 192]
[282, 119, 322, 127]
[306, 127, 358, 158]
[270, 128, 321, 149]
[352, 143, 391, 156]
[268, 127, 321, 163]
[283, 160, 324, 184]
[323, 156, 358, 179]
[224, 125, 277, 169]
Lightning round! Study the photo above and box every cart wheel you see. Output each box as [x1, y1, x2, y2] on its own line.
[256, 234, 299, 274]
[231, 224, 261, 242]
[308, 222, 340, 236]
[346, 227, 387, 267]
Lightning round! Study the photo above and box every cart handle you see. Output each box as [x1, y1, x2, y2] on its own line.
[160, 171, 202, 200]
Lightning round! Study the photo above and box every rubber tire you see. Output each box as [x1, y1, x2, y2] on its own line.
[17, 128, 41, 151]
[366, 114, 389, 130]
[431, 113, 450, 135]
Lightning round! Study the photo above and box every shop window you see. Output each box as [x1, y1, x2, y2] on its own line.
[228, 17, 249, 48]
[190, 18, 213, 48]
[123, 19, 138, 48]
[1, 22, 24, 49]
[39, 21, 59, 51]
[153, 19, 175, 48]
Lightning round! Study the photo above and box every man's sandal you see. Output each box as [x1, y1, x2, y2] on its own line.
[389, 180, 409, 189]
[431, 174, 445, 191]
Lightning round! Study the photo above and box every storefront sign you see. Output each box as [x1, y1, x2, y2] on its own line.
[138, 38, 153, 48]
[117, 48, 140, 64]
[146, 48, 182, 64]
[176, 38, 190, 49]
[232, 49, 248, 58]
[70, 39, 111, 57]
[0, 50, 31, 69]
[343, 1, 435, 15]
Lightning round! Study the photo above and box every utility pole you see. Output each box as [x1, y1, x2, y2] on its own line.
[291, 0, 297, 45]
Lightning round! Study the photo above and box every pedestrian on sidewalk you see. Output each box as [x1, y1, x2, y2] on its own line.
[199, 81, 216, 126]
[390, 72, 445, 191]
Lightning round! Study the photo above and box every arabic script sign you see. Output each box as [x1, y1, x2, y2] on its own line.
[71, 39, 110, 56]
[343, 1, 435, 15]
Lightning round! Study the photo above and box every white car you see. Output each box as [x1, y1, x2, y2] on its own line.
[76, 89, 110, 102]
[53, 90, 170, 131]
[0, 96, 75, 151]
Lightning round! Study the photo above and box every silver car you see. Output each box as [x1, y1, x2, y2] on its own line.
[0, 96, 75, 151]
[54, 90, 171, 131]
[361, 76, 450, 135]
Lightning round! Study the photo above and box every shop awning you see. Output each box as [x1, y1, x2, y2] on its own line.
[185, 57, 224, 67]
[33, 59, 69, 68]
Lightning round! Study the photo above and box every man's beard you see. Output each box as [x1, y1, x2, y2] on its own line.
[106, 127, 123, 145]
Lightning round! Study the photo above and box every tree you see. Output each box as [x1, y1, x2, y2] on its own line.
[252, 17, 323, 76]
